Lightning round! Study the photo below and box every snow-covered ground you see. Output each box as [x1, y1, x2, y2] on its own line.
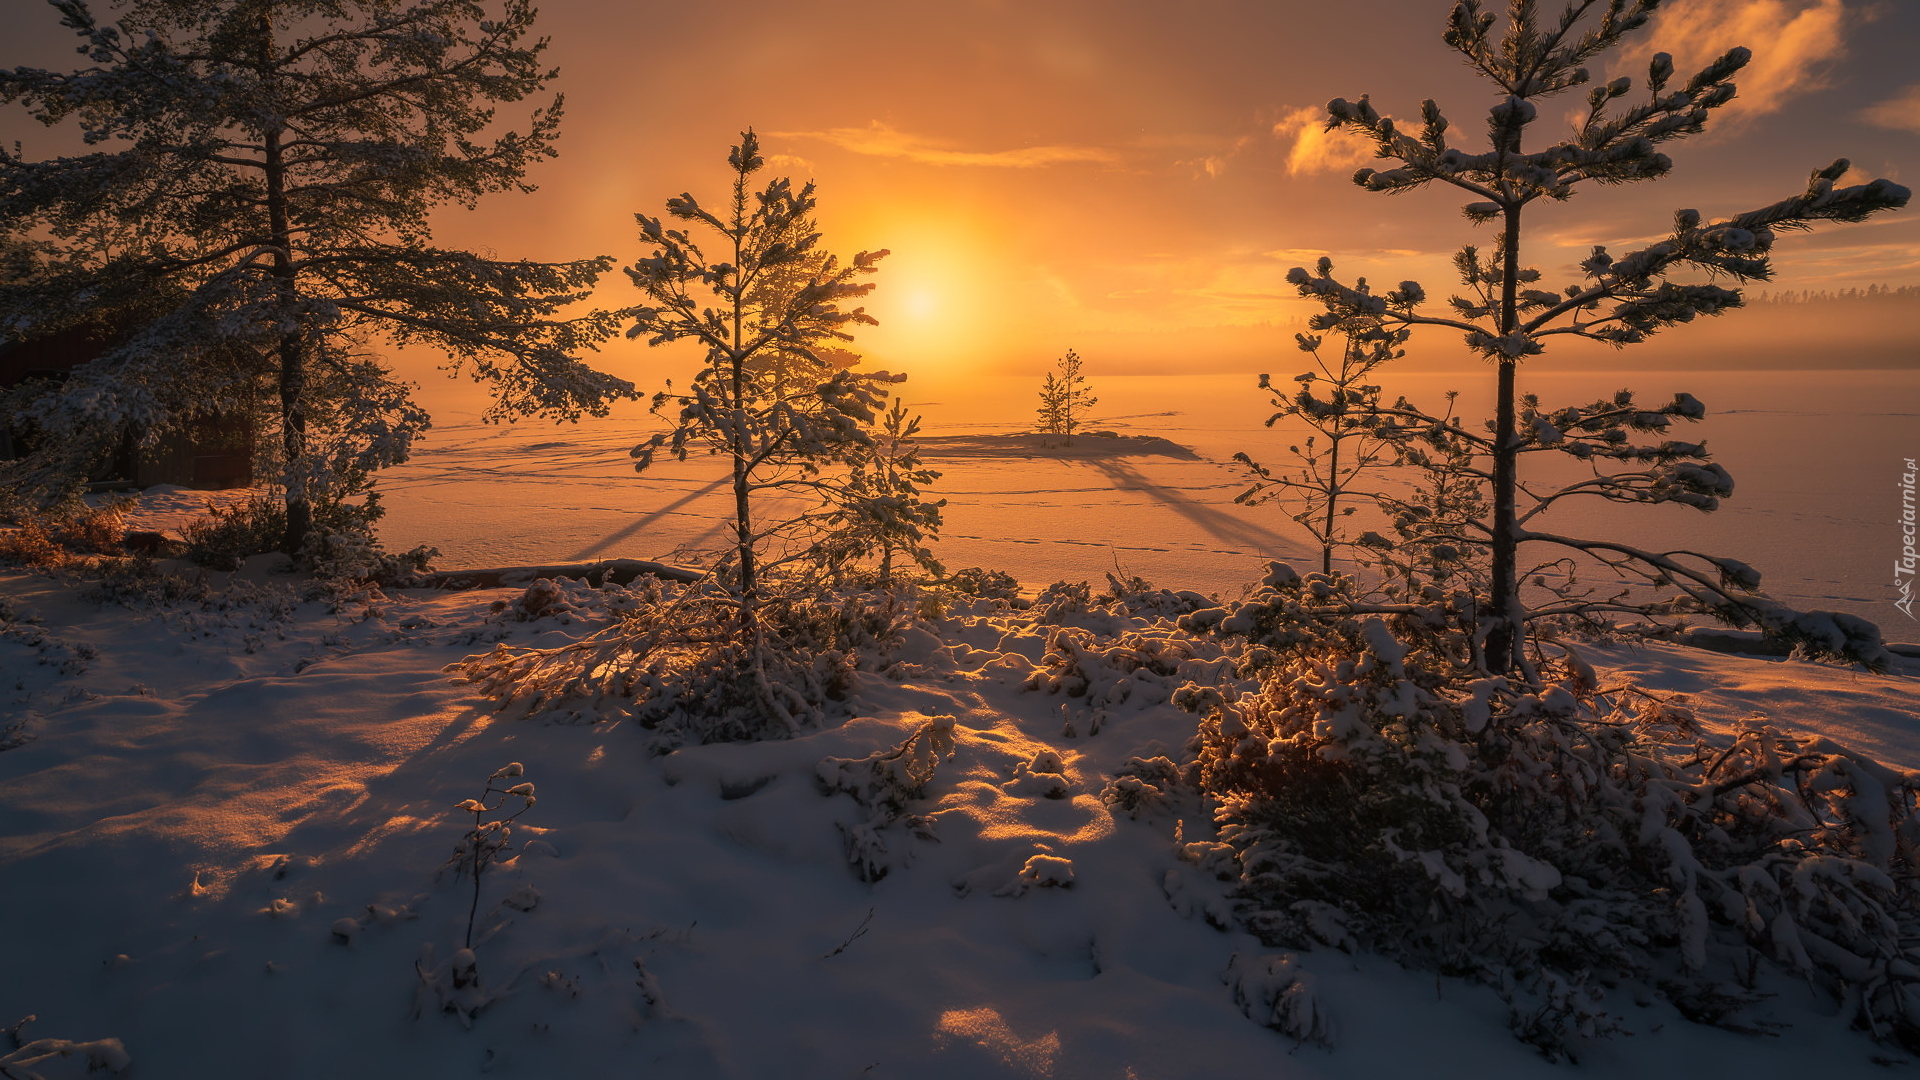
[370, 368, 1920, 638]
[8, 364, 1916, 1077]
[3, 565, 1918, 1079]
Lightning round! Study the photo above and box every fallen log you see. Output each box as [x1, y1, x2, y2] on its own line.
[420, 558, 702, 590]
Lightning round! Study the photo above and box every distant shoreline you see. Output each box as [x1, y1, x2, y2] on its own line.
[912, 432, 1201, 460]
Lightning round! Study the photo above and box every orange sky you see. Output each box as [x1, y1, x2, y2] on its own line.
[5, 0, 1918, 391]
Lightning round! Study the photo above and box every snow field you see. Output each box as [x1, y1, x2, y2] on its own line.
[3, 568, 1919, 1077]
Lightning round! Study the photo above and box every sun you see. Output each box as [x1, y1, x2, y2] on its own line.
[902, 287, 940, 321]
[850, 229, 1002, 368]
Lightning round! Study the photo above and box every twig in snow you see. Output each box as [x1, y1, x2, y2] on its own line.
[823, 908, 874, 959]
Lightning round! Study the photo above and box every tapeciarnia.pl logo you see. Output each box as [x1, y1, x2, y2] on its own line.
[1899, 457, 1918, 620]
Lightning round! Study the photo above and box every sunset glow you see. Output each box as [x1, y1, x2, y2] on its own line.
[8, 0, 1908, 390]
[0, 0, 1911, 398]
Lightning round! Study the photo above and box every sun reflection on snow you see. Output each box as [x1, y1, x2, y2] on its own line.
[933, 1006, 1061, 1078]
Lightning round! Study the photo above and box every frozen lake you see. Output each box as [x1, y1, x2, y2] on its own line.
[376, 368, 1920, 637]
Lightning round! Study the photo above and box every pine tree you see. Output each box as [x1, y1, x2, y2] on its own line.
[1236, 280, 1407, 576]
[1035, 348, 1095, 445]
[740, 209, 863, 399]
[818, 396, 944, 588]
[0, 0, 630, 554]
[455, 133, 919, 746]
[1284, 0, 1908, 674]
[626, 130, 895, 724]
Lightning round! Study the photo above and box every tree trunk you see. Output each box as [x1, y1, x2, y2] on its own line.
[1486, 204, 1524, 674]
[277, 328, 310, 556]
[729, 293, 757, 645]
[1322, 344, 1348, 578]
[266, 136, 309, 556]
[1322, 435, 1340, 578]
[258, 18, 311, 557]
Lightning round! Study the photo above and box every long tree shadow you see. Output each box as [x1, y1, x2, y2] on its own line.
[567, 476, 732, 560]
[1081, 458, 1310, 559]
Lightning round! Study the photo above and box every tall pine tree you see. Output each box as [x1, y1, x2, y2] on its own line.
[1287, 0, 1908, 673]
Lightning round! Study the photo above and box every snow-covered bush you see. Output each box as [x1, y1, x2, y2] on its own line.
[181, 492, 434, 585]
[180, 495, 285, 571]
[75, 556, 300, 638]
[1185, 569, 1920, 1057]
[1000, 853, 1075, 893]
[488, 578, 577, 623]
[818, 715, 956, 815]
[818, 714, 956, 881]
[1224, 952, 1335, 1049]
[919, 566, 1023, 619]
[1032, 580, 1092, 624]
[1031, 575, 1217, 636]
[1095, 572, 1212, 620]
[299, 524, 436, 589]
[1101, 755, 1190, 820]
[1017, 579, 1235, 737]
[0, 1016, 130, 1079]
[1003, 748, 1072, 799]
[1024, 627, 1194, 708]
[457, 576, 907, 746]
[942, 567, 1021, 602]
[0, 500, 127, 567]
[0, 519, 64, 568]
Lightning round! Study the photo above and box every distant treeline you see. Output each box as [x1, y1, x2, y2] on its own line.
[1748, 284, 1920, 305]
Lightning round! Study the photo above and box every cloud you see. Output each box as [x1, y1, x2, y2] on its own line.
[1271, 106, 1375, 177]
[1619, 0, 1847, 124]
[1862, 83, 1920, 134]
[1191, 134, 1254, 179]
[770, 122, 1118, 168]
[764, 153, 817, 174]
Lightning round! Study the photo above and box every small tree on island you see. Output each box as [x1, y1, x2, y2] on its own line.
[1270, 0, 1906, 675]
[0, 0, 631, 559]
[1036, 348, 1096, 444]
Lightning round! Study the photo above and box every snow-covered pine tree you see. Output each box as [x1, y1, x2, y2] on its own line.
[1035, 348, 1095, 444]
[623, 129, 897, 731]
[1272, 0, 1907, 674]
[0, 0, 630, 555]
[1236, 275, 1408, 575]
[740, 208, 864, 400]
[455, 134, 916, 745]
[817, 396, 945, 588]
[1188, 1, 1920, 1052]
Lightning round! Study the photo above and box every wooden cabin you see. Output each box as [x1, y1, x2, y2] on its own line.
[0, 327, 256, 490]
